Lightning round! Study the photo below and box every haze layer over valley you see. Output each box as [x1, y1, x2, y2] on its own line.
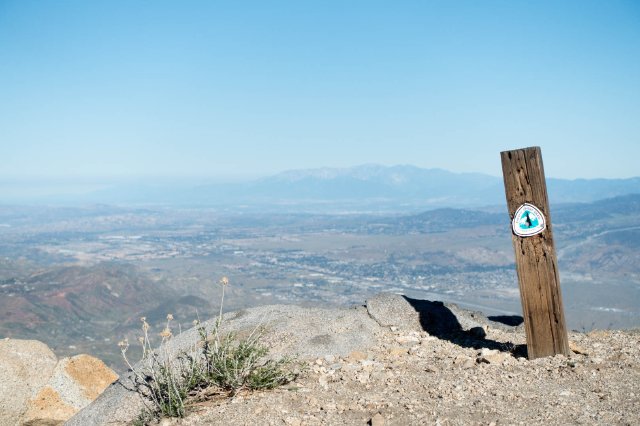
[0, 165, 638, 370]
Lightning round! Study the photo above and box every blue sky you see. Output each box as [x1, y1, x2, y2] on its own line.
[1, 1, 639, 180]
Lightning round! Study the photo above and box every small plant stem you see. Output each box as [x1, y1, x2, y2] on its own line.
[218, 282, 225, 326]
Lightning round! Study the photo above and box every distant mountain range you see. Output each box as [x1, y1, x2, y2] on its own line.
[4, 165, 640, 211]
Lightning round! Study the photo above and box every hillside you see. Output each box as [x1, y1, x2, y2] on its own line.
[68, 294, 640, 425]
[0, 263, 212, 367]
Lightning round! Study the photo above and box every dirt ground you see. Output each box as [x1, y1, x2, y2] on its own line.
[166, 326, 640, 426]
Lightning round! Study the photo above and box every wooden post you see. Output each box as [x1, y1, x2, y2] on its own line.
[500, 146, 570, 359]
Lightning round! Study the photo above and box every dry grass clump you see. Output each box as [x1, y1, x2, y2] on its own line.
[119, 277, 300, 423]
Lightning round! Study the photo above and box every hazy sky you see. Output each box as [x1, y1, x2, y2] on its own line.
[1, 1, 639, 180]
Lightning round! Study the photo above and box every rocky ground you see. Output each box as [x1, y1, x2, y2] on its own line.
[172, 327, 639, 425]
[68, 294, 640, 426]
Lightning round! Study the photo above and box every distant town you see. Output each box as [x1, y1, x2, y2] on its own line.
[1, 193, 638, 368]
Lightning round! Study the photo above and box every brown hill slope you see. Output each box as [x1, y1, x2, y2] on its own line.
[0, 262, 211, 367]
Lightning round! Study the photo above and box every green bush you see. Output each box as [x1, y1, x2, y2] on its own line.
[119, 277, 301, 423]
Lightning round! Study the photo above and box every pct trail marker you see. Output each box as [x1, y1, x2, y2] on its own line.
[501, 146, 570, 359]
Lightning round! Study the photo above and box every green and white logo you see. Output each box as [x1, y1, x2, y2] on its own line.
[512, 203, 546, 237]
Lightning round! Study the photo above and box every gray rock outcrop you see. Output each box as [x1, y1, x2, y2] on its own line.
[67, 293, 518, 425]
[0, 339, 58, 425]
[0, 339, 117, 426]
[67, 303, 384, 425]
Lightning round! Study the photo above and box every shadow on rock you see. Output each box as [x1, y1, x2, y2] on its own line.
[403, 296, 524, 356]
[488, 315, 524, 327]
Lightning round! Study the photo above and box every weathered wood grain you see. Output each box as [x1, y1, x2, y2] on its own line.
[501, 146, 570, 359]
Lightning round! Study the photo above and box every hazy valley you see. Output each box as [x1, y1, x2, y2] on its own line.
[0, 168, 638, 371]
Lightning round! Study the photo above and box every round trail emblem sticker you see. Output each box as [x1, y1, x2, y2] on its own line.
[512, 203, 546, 237]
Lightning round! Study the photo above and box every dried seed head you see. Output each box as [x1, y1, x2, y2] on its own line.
[159, 328, 172, 339]
[166, 314, 174, 321]
[219, 276, 229, 286]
